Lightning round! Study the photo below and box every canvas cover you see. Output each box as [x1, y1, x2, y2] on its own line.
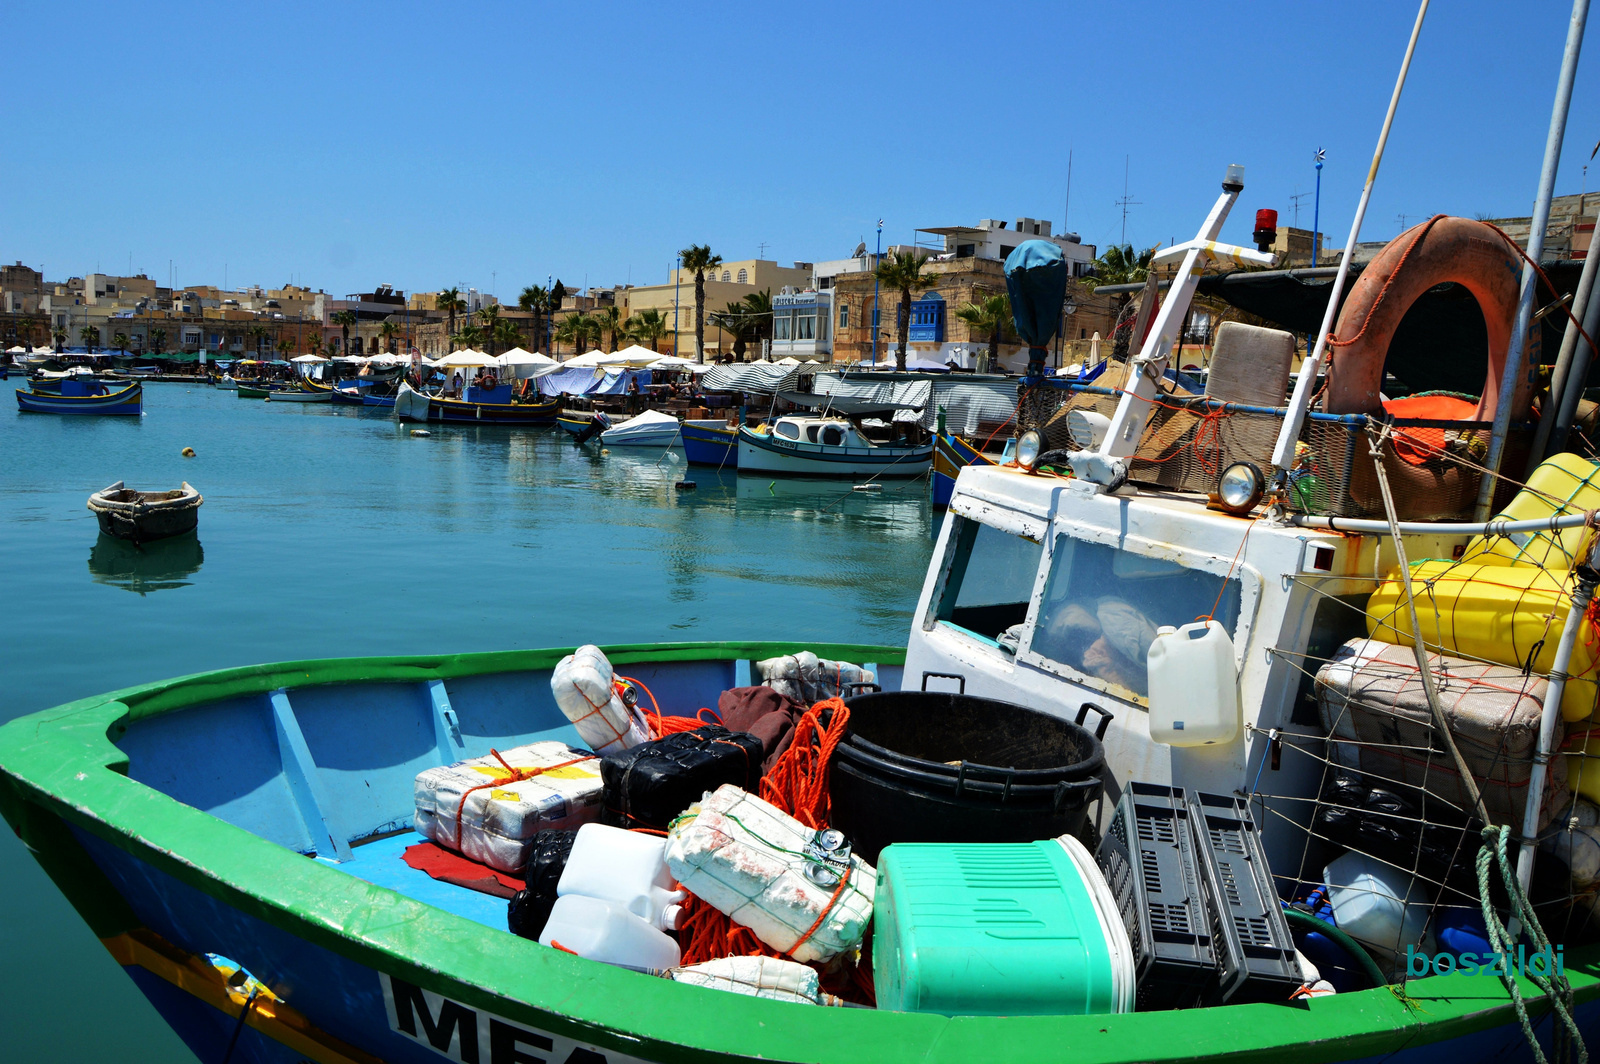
[414, 741, 602, 873]
[1315, 637, 1567, 827]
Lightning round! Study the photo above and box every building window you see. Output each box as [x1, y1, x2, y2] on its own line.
[721, 270, 730, 282]
[796, 312, 815, 341]
[774, 313, 792, 341]
[737, 269, 748, 283]
[839, 304, 849, 328]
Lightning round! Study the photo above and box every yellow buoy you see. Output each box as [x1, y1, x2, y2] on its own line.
[1460, 452, 1600, 570]
[181, 447, 195, 457]
[1367, 560, 1600, 720]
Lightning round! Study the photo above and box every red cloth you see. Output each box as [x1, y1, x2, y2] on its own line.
[402, 842, 525, 899]
[1380, 395, 1478, 465]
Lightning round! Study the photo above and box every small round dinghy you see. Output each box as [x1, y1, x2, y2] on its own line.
[86, 481, 203, 542]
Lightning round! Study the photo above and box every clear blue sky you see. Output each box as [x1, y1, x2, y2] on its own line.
[5, 1, 1598, 300]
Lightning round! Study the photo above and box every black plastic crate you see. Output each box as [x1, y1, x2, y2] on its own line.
[1188, 791, 1303, 1004]
[1096, 782, 1218, 1010]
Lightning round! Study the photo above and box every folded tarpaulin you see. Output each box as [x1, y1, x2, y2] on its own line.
[777, 390, 921, 418]
[700, 362, 808, 394]
[536, 366, 651, 397]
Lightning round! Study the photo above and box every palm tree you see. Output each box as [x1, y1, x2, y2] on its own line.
[678, 244, 722, 363]
[331, 310, 358, 356]
[248, 324, 270, 357]
[491, 316, 521, 355]
[476, 304, 502, 356]
[453, 324, 486, 350]
[307, 334, 323, 358]
[518, 285, 550, 354]
[112, 331, 130, 355]
[710, 301, 754, 360]
[593, 305, 624, 352]
[1081, 244, 1153, 290]
[625, 309, 669, 352]
[379, 320, 400, 355]
[954, 293, 1012, 371]
[79, 326, 99, 353]
[436, 288, 466, 349]
[874, 251, 936, 370]
[150, 328, 167, 356]
[741, 288, 773, 347]
[554, 312, 595, 359]
[276, 337, 295, 360]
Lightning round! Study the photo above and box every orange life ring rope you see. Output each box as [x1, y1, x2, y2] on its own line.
[1323, 216, 1527, 422]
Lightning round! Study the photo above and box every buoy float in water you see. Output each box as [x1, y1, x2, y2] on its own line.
[411, 429, 431, 437]
[852, 483, 882, 492]
[600, 448, 610, 455]
[181, 447, 195, 457]
[674, 481, 696, 491]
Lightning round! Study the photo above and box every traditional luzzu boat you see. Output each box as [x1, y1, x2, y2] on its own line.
[393, 381, 560, 424]
[15, 377, 142, 415]
[11, 182, 1600, 1063]
[737, 415, 932, 478]
[931, 432, 1003, 507]
[680, 418, 739, 467]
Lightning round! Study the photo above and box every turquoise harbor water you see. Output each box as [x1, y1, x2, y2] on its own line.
[0, 383, 936, 1062]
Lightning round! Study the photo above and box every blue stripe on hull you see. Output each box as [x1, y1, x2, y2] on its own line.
[680, 426, 737, 467]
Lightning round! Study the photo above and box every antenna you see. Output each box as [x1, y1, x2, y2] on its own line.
[757, 241, 770, 259]
[1289, 191, 1310, 229]
[1396, 212, 1412, 231]
[1064, 148, 1073, 231]
[1114, 155, 1142, 246]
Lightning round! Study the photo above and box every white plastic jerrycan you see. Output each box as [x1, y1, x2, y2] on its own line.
[1146, 620, 1240, 746]
[539, 894, 681, 971]
[557, 823, 686, 931]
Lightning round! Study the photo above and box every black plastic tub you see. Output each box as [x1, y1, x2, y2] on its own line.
[828, 690, 1108, 862]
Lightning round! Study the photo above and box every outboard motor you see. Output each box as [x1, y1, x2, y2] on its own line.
[574, 412, 611, 444]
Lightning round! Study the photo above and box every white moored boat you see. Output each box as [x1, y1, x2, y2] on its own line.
[737, 415, 932, 478]
[600, 409, 682, 448]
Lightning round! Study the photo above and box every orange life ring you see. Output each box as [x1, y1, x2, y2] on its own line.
[481, 373, 498, 390]
[1324, 216, 1527, 420]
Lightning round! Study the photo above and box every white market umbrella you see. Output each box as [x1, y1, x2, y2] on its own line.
[290, 354, 330, 363]
[495, 347, 557, 368]
[614, 344, 661, 361]
[646, 353, 695, 368]
[774, 356, 802, 365]
[432, 349, 495, 369]
[561, 349, 611, 368]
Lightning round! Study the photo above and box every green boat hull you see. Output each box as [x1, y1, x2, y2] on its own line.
[0, 642, 1595, 1064]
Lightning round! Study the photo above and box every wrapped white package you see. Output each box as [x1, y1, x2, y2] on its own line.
[669, 956, 839, 1005]
[756, 651, 875, 705]
[551, 644, 652, 755]
[414, 742, 602, 873]
[664, 783, 874, 964]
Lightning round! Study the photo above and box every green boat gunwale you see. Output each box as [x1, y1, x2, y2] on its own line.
[0, 640, 1592, 1064]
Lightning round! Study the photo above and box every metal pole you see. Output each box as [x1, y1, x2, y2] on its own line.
[1475, 0, 1590, 520]
[1550, 257, 1600, 455]
[672, 257, 680, 358]
[873, 222, 886, 367]
[1311, 149, 1325, 268]
[1533, 232, 1600, 465]
[1270, 0, 1429, 478]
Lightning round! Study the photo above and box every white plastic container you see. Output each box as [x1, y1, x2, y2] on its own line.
[538, 894, 681, 971]
[665, 783, 875, 964]
[1146, 620, 1240, 746]
[551, 645, 651, 755]
[557, 823, 685, 930]
[669, 957, 836, 1005]
[1324, 852, 1436, 962]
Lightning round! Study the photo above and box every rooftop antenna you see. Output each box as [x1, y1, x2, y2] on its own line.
[1289, 190, 1310, 229]
[757, 242, 770, 259]
[1115, 155, 1142, 246]
[1064, 148, 1073, 232]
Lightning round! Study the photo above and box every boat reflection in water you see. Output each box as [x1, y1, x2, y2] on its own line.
[87, 532, 204, 595]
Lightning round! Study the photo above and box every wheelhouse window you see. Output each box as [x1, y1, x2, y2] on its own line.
[776, 422, 799, 440]
[931, 518, 1045, 647]
[1031, 537, 1242, 701]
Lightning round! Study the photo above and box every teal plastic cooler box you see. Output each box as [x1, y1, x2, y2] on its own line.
[873, 836, 1135, 1016]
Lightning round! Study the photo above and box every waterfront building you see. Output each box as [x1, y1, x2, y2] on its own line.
[619, 259, 810, 359]
[769, 287, 833, 361]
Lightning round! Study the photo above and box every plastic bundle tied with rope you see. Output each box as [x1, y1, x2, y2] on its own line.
[413, 742, 602, 874]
